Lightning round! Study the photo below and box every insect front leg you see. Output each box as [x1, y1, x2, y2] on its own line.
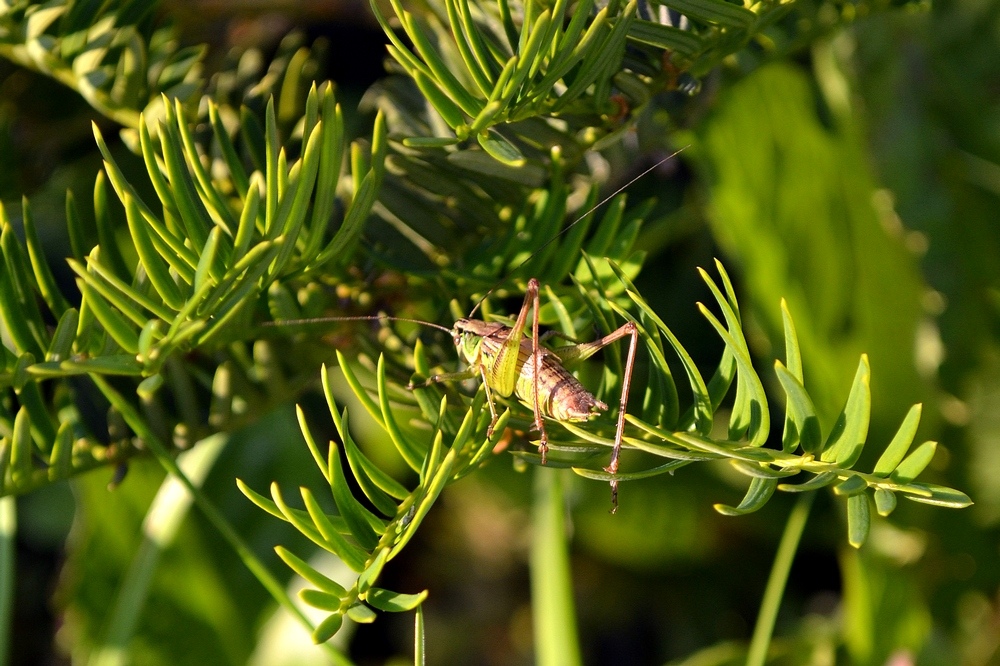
[490, 278, 550, 464]
[528, 279, 546, 464]
[406, 368, 477, 391]
[477, 365, 500, 438]
[553, 320, 639, 512]
[407, 367, 504, 441]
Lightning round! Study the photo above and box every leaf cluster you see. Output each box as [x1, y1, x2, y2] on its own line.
[0, 83, 385, 494]
[0, 0, 204, 127]
[239, 362, 495, 642]
[368, 0, 913, 166]
[248, 249, 969, 644]
[572, 261, 970, 549]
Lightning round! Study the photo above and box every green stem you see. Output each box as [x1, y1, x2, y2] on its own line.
[746, 492, 815, 666]
[414, 606, 426, 666]
[88, 434, 228, 666]
[89, 375, 352, 665]
[0, 496, 15, 666]
[530, 468, 581, 666]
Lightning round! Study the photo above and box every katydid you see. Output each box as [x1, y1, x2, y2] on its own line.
[411, 277, 639, 510]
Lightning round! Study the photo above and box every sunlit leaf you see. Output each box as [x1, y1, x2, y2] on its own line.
[714, 477, 776, 516]
[833, 475, 868, 496]
[346, 603, 378, 623]
[774, 360, 822, 454]
[275, 546, 347, 597]
[846, 494, 871, 548]
[312, 613, 343, 644]
[890, 441, 937, 484]
[820, 356, 871, 468]
[901, 483, 972, 508]
[873, 404, 922, 476]
[873, 488, 897, 516]
[300, 588, 343, 612]
[366, 587, 429, 612]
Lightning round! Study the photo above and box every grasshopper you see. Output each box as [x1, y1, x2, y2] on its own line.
[411, 277, 638, 510]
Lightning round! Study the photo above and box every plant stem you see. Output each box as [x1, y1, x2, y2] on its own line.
[746, 492, 815, 666]
[0, 496, 14, 666]
[530, 468, 582, 666]
[88, 434, 228, 666]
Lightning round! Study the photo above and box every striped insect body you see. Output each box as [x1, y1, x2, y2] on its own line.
[453, 318, 608, 423]
[415, 277, 638, 511]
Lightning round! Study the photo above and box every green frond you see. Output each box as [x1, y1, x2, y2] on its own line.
[246, 248, 971, 646]
[0, 0, 201, 127]
[367, 0, 914, 164]
[550, 263, 971, 548]
[0, 1, 329, 151]
[0, 81, 389, 495]
[237, 361, 504, 640]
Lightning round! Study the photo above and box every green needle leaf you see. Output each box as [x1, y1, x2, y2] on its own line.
[10, 407, 33, 485]
[375, 355, 426, 472]
[325, 442, 381, 551]
[627, 19, 703, 56]
[21, 197, 70, 316]
[367, 587, 428, 612]
[890, 441, 937, 484]
[123, 193, 185, 309]
[312, 613, 343, 644]
[901, 483, 972, 508]
[346, 603, 378, 623]
[873, 404, 922, 476]
[820, 355, 871, 468]
[774, 360, 822, 454]
[276, 546, 348, 597]
[833, 475, 868, 496]
[300, 589, 343, 612]
[873, 488, 897, 516]
[846, 494, 871, 548]
[477, 129, 526, 166]
[715, 477, 777, 516]
[658, 0, 756, 28]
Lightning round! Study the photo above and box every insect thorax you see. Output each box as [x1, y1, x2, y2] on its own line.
[452, 318, 509, 365]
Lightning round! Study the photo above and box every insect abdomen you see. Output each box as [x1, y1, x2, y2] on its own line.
[520, 356, 607, 421]
[514, 343, 607, 422]
[462, 320, 607, 421]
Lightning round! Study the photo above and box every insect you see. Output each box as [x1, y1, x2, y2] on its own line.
[411, 277, 638, 510]
[274, 149, 685, 510]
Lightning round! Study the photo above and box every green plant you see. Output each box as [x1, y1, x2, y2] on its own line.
[0, 0, 978, 663]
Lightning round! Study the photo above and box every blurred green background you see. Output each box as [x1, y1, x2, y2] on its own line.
[1, 0, 998, 664]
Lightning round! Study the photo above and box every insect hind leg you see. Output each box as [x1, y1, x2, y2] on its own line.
[605, 320, 638, 513]
[548, 319, 640, 512]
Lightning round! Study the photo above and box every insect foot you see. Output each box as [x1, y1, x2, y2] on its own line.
[604, 458, 621, 514]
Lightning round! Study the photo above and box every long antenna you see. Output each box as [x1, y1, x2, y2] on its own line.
[467, 145, 688, 317]
[263, 314, 453, 335]
[264, 145, 688, 333]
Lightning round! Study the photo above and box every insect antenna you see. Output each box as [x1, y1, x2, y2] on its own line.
[467, 145, 689, 318]
[263, 315, 453, 336]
